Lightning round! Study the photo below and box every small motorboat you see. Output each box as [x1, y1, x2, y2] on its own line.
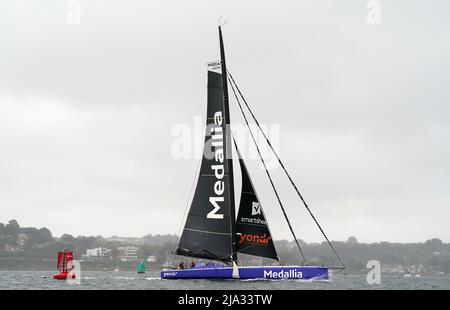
[53, 250, 76, 280]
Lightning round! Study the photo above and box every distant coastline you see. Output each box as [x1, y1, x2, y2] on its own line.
[1, 220, 449, 275]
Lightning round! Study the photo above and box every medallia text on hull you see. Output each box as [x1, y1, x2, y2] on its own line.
[160, 25, 345, 280]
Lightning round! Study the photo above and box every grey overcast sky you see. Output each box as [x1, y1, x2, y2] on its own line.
[1, 0, 449, 243]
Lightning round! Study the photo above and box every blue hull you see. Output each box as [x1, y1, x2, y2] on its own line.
[160, 266, 328, 280]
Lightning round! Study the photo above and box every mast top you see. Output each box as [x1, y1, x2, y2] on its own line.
[218, 16, 228, 28]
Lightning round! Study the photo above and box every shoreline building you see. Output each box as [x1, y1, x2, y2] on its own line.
[117, 246, 140, 262]
[80, 247, 112, 260]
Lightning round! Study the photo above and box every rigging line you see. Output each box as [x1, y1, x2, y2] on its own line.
[228, 71, 345, 269]
[228, 77, 308, 265]
[183, 228, 232, 236]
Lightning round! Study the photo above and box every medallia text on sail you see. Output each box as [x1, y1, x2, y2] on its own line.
[176, 70, 234, 262]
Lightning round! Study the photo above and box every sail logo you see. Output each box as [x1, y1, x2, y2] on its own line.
[263, 269, 303, 279]
[207, 60, 222, 73]
[251, 202, 261, 216]
[240, 217, 267, 225]
[239, 233, 271, 246]
[207, 111, 225, 220]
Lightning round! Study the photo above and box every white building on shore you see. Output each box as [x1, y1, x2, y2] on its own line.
[81, 247, 112, 260]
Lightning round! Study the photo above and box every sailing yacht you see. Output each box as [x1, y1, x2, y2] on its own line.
[160, 26, 344, 280]
[114, 256, 119, 272]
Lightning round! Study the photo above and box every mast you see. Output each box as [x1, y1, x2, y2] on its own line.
[219, 26, 237, 263]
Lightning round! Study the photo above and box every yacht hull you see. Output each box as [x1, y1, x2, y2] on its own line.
[160, 266, 328, 280]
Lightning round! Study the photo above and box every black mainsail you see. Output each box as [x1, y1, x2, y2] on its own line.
[235, 143, 279, 261]
[176, 27, 236, 262]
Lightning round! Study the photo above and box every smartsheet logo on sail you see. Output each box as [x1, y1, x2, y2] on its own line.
[207, 111, 225, 220]
[239, 202, 267, 225]
[251, 202, 261, 216]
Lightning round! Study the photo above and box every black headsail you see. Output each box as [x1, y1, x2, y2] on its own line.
[176, 27, 236, 262]
[234, 141, 279, 261]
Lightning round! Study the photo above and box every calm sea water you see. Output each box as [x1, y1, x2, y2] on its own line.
[0, 271, 448, 290]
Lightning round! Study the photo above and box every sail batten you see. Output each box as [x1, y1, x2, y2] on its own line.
[183, 228, 232, 236]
